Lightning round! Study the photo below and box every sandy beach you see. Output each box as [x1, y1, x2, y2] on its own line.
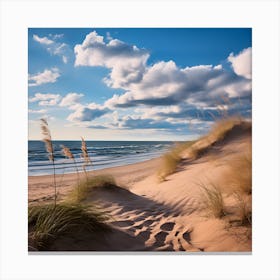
[29, 121, 252, 252]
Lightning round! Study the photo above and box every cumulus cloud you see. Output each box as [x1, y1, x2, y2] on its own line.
[28, 68, 60, 87]
[33, 33, 70, 63]
[29, 93, 61, 106]
[67, 103, 110, 122]
[113, 115, 188, 130]
[74, 31, 150, 88]
[105, 61, 251, 108]
[228, 47, 252, 79]
[33, 34, 54, 45]
[60, 93, 84, 108]
[69, 31, 252, 132]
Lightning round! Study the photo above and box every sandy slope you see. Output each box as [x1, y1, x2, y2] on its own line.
[29, 124, 252, 252]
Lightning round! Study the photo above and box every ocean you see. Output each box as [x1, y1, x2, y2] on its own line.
[28, 140, 173, 176]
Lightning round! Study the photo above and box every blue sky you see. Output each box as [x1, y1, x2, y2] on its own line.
[28, 28, 252, 140]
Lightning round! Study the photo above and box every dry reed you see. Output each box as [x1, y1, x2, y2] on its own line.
[199, 182, 226, 218]
[40, 118, 57, 206]
[81, 137, 93, 181]
[61, 144, 81, 195]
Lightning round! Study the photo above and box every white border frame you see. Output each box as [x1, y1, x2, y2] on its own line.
[1, 0, 280, 279]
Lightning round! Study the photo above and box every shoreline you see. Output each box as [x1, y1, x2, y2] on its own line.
[28, 151, 166, 177]
[28, 156, 162, 203]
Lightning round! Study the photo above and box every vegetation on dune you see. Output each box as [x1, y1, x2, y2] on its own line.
[233, 192, 252, 226]
[157, 141, 194, 181]
[199, 182, 226, 218]
[156, 114, 252, 226]
[188, 116, 249, 160]
[67, 175, 118, 203]
[209, 116, 244, 142]
[28, 203, 109, 250]
[40, 118, 57, 206]
[81, 136, 93, 182]
[228, 149, 252, 195]
[29, 120, 114, 251]
[157, 116, 251, 181]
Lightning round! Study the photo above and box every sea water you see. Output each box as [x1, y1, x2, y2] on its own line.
[28, 140, 173, 176]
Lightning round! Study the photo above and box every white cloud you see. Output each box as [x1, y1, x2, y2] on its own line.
[50, 34, 64, 39]
[74, 31, 149, 88]
[29, 93, 61, 106]
[104, 61, 246, 108]
[28, 109, 47, 114]
[75, 31, 252, 115]
[33, 33, 69, 64]
[71, 31, 252, 129]
[228, 47, 252, 79]
[60, 93, 84, 108]
[67, 103, 110, 122]
[33, 34, 54, 45]
[28, 68, 60, 87]
[62, 55, 68, 63]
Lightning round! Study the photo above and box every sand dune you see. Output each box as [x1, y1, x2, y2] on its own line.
[29, 121, 252, 252]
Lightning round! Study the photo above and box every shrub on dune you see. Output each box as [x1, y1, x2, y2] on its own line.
[67, 175, 117, 203]
[28, 203, 109, 250]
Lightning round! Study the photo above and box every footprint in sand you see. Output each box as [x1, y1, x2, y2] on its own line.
[182, 230, 192, 244]
[160, 222, 175, 232]
[136, 230, 150, 242]
[142, 219, 154, 227]
[154, 231, 169, 247]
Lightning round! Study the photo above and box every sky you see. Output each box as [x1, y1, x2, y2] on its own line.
[28, 28, 252, 141]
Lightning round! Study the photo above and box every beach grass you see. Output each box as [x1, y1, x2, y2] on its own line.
[157, 141, 194, 181]
[199, 182, 226, 218]
[209, 116, 243, 142]
[67, 175, 117, 203]
[233, 192, 252, 226]
[28, 203, 109, 250]
[228, 150, 252, 195]
[187, 116, 248, 160]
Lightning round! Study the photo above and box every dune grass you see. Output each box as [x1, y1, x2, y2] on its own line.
[28, 203, 109, 250]
[199, 183, 226, 218]
[67, 175, 117, 203]
[157, 117, 250, 180]
[209, 116, 243, 142]
[187, 116, 247, 160]
[157, 141, 194, 181]
[228, 150, 252, 195]
[233, 192, 252, 226]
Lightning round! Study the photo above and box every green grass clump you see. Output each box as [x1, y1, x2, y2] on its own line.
[157, 142, 194, 181]
[68, 175, 117, 203]
[28, 203, 109, 250]
[199, 183, 226, 218]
